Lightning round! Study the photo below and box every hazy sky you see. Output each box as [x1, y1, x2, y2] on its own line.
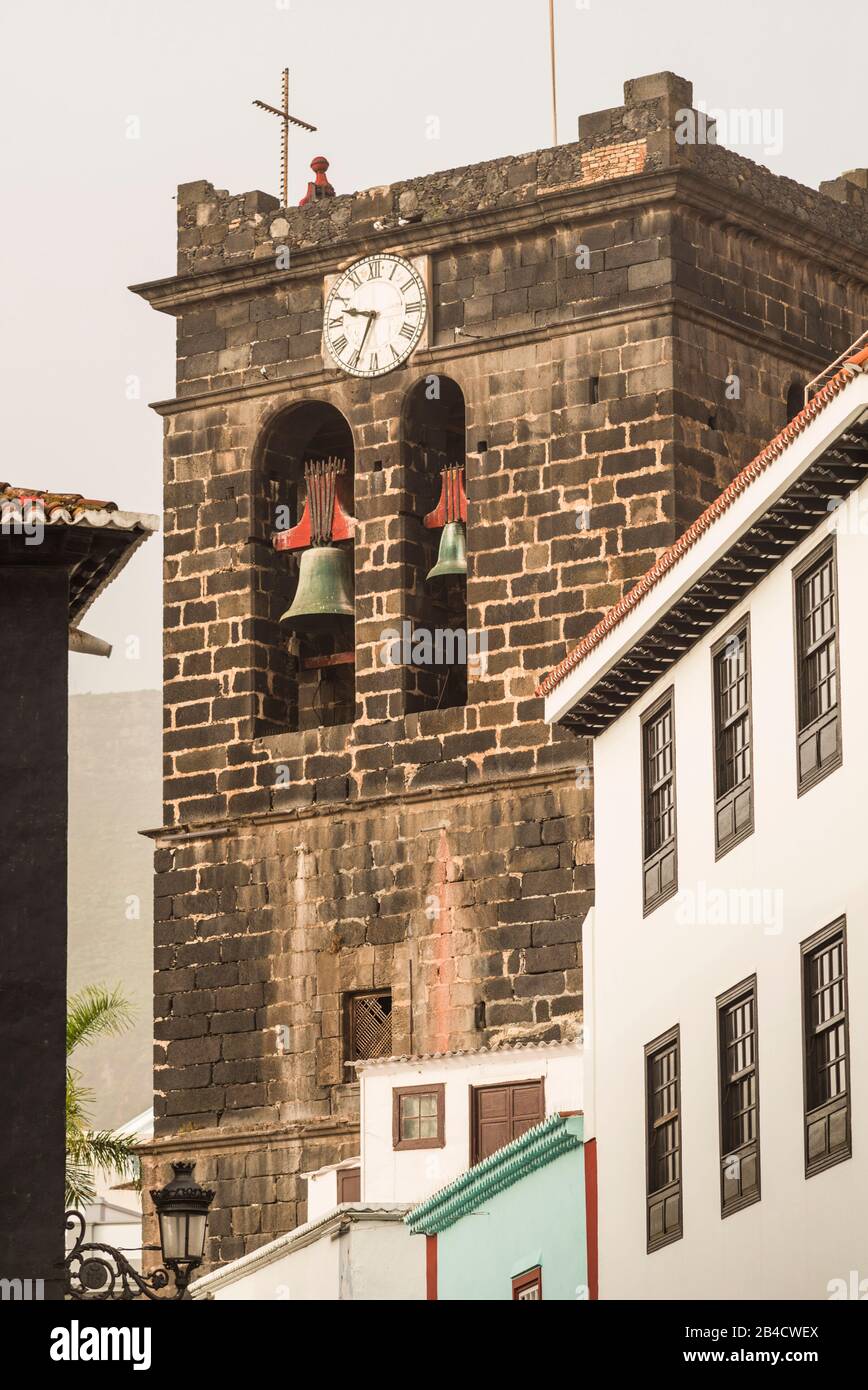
[2, 0, 864, 694]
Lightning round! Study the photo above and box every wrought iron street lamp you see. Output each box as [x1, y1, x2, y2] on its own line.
[150, 1161, 215, 1297]
[64, 1160, 214, 1301]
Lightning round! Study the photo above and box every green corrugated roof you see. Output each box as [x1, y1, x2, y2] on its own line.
[405, 1112, 583, 1235]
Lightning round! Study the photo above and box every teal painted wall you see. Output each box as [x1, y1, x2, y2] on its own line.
[436, 1145, 587, 1301]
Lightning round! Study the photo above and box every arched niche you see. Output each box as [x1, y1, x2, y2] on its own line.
[254, 400, 357, 733]
[401, 375, 468, 714]
[786, 380, 805, 424]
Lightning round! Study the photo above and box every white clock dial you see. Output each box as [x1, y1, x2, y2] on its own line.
[324, 253, 428, 378]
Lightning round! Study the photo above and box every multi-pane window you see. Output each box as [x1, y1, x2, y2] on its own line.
[392, 1084, 445, 1151]
[717, 979, 760, 1216]
[345, 990, 392, 1062]
[712, 623, 753, 856]
[512, 1267, 542, 1300]
[641, 692, 677, 913]
[645, 1028, 682, 1251]
[794, 541, 842, 792]
[802, 921, 851, 1176]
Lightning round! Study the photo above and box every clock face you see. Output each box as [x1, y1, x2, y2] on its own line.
[324, 254, 428, 378]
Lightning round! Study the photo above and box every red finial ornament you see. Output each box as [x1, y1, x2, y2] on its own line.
[299, 156, 335, 206]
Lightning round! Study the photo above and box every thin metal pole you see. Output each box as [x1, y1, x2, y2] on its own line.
[281, 67, 289, 208]
[549, 0, 558, 145]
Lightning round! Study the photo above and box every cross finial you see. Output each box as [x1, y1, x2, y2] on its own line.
[253, 68, 317, 208]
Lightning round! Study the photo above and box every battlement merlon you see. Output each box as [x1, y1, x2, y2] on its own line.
[130, 71, 868, 310]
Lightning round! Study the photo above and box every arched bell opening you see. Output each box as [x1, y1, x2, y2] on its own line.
[255, 400, 357, 733]
[401, 375, 468, 715]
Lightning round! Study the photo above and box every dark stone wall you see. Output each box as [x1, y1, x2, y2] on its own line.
[0, 566, 69, 1298]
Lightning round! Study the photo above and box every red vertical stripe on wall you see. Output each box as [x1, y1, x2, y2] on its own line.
[426, 1234, 438, 1300]
[584, 1138, 599, 1300]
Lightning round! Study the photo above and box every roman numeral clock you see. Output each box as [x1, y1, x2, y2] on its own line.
[323, 253, 429, 378]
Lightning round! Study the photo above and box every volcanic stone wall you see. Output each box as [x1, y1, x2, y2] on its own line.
[136, 70, 868, 1268]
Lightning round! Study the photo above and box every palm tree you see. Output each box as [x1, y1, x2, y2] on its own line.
[66, 985, 140, 1210]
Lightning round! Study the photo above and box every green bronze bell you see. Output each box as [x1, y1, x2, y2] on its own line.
[280, 544, 354, 631]
[426, 521, 467, 581]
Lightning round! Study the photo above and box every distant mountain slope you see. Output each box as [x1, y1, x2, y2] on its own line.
[68, 690, 161, 1130]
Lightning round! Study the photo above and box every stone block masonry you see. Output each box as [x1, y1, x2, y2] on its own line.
[133, 71, 868, 1268]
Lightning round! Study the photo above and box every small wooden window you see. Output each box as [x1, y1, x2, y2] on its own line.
[641, 690, 677, 914]
[345, 990, 392, 1062]
[645, 1026, 682, 1252]
[717, 977, 760, 1217]
[712, 621, 753, 857]
[512, 1266, 542, 1300]
[794, 540, 842, 794]
[392, 1084, 445, 1151]
[802, 920, 851, 1178]
[337, 1166, 360, 1204]
[470, 1078, 545, 1165]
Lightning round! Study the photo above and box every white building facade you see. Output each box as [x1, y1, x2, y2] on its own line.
[358, 1040, 583, 1206]
[542, 349, 868, 1300]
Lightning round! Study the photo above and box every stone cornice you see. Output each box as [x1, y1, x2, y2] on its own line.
[139, 1115, 360, 1157]
[140, 764, 578, 845]
[131, 166, 868, 323]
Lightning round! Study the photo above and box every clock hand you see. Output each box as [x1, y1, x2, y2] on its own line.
[343, 307, 378, 319]
[356, 312, 375, 359]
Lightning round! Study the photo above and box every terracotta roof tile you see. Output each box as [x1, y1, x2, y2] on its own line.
[0, 484, 117, 522]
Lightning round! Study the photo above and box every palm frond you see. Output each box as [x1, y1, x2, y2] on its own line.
[65, 1161, 97, 1211]
[65, 982, 138, 1210]
[68, 1128, 139, 1178]
[67, 984, 134, 1057]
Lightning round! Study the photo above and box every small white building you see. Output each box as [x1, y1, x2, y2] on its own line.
[542, 346, 868, 1299]
[191, 1038, 583, 1299]
[358, 1039, 583, 1206]
[189, 1204, 422, 1302]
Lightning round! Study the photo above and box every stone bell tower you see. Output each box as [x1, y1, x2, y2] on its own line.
[132, 71, 868, 1267]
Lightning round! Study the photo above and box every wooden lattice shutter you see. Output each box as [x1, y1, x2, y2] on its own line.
[349, 991, 392, 1060]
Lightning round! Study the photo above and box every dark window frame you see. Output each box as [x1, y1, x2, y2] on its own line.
[801, 918, 851, 1179]
[641, 688, 678, 916]
[716, 976, 761, 1218]
[792, 538, 842, 796]
[711, 618, 754, 859]
[343, 988, 393, 1064]
[392, 1083, 446, 1151]
[512, 1266, 543, 1300]
[645, 1025, 683, 1253]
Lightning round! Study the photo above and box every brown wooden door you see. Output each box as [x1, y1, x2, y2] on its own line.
[471, 1079, 544, 1164]
[337, 1166, 361, 1203]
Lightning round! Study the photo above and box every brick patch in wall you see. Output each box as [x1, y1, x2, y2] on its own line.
[581, 140, 647, 186]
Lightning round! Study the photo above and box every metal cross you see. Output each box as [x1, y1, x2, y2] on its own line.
[253, 68, 317, 208]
